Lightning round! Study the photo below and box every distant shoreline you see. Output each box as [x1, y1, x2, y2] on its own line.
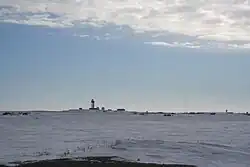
[1, 110, 249, 117]
[0, 110, 249, 114]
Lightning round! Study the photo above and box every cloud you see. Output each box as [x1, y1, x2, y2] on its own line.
[72, 29, 124, 40]
[1, 0, 250, 48]
[145, 41, 250, 49]
[144, 41, 201, 49]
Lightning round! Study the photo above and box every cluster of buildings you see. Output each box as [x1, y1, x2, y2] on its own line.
[78, 99, 125, 112]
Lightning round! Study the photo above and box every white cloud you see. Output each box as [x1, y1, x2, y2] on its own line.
[145, 41, 201, 49]
[73, 34, 89, 38]
[145, 41, 250, 49]
[72, 31, 121, 40]
[1, 0, 250, 48]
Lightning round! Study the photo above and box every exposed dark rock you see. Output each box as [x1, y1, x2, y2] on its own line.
[244, 112, 250, 116]
[2, 112, 30, 116]
[196, 112, 205, 115]
[2, 112, 12, 115]
[157, 112, 164, 114]
[188, 112, 196, 115]
[117, 109, 126, 112]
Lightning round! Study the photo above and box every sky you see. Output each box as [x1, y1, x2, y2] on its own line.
[0, 0, 250, 112]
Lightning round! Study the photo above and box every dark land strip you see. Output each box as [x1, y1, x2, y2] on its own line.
[0, 156, 196, 167]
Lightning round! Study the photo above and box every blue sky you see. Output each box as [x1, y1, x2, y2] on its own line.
[0, 0, 250, 112]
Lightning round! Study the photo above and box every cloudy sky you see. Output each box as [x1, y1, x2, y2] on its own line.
[0, 0, 250, 112]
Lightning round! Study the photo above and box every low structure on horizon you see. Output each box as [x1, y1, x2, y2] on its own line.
[225, 109, 234, 114]
[88, 99, 127, 112]
[89, 99, 100, 110]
